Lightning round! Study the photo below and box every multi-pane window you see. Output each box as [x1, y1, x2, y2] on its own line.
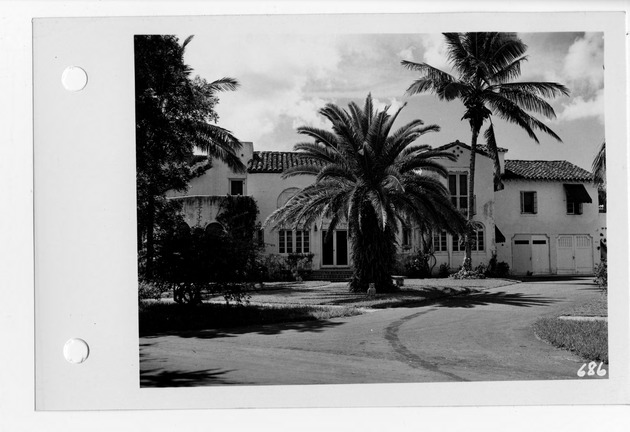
[448, 173, 475, 216]
[230, 179, 244, 195]
[452, 227, 485, 252]
[432, 231, 447, 252]
[520, 191, 538, 214]
[567, 200, 583, 215]
[448, 173, 468, 213]
[278, 230, 310, 254]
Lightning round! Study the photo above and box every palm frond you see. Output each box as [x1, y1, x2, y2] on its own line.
[204, 77, 240, 92]
[592, 141, 606, 187]
[192, 122, 245, 173]
[483, 123, 504, 191]
[497, 82, 570, 99]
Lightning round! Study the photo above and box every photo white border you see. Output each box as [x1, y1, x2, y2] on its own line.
[2, 1, 629, 431]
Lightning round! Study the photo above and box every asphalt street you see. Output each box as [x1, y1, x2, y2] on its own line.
[140, 278, 606, 387]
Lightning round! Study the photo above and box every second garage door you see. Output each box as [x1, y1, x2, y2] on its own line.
[557, 235, 594, 274]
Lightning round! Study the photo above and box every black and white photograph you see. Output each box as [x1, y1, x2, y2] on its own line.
[24, 8, 629, 426]
[135, 28, 611, 387]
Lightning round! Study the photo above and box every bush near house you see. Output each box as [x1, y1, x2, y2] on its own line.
[145, 195, 263, 305]
[449, 254, 510, 280]
[395, 249, 437, 278]
[594, 260, 607, 292]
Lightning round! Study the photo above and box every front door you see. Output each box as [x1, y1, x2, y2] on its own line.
[322, 230, 349, 267]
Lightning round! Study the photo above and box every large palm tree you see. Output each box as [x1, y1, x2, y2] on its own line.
[402, 32, 569, 270]
[266, 94, 467, 293]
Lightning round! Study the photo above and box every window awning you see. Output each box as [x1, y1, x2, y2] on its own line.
[563, 184, 592, 203]
[495, 226, 506, 243]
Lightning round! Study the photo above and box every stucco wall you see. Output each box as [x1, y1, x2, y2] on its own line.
[423, 144, 496, 272]
[494, 179, 601, 274]
[167, 142, 253, 198]
[247, 172, 324, 267]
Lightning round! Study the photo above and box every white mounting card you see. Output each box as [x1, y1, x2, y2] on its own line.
[33, 13, 629, 411]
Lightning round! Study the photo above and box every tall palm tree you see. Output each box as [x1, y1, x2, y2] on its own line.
[266, 94, 467, 293]
[402, 32, 569, 270]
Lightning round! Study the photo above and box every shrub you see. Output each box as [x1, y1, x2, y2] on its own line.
[145, 195, 265, 305]
[450, 267, 486, 279]
[138, 280, 168, 301]
[437, 263, 450, 278]
[594, 260, 607, 292]
[405, 249, 437, 278]
[286, 253, 314, 281]
[260, 254, 293, 281]
[483, 253, 510, 278]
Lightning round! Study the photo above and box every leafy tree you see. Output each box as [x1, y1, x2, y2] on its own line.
[266, 94, 466, 293]
[135, 35, 245, 277]
[402, 32, 569, 269]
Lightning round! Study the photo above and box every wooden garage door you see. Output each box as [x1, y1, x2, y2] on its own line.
[512, 234, 550, 275]
[557, 235, 593, 274]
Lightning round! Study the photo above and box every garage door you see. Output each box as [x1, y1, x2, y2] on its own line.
[512, 234, 550, 275]
[557, 235, 594, 274]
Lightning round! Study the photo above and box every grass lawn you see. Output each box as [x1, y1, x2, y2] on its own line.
[139, 301, 363, 336]
[142, 278, 517, 335]
[205, 278, 516, 309]
[560, 294, 608, 317]
[533, 316, 608, 363]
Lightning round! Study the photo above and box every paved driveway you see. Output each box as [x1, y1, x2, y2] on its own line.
[140, 278, 606, 387]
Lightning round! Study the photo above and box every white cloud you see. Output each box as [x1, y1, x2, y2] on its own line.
[553, 33, 605, 123]
[556, 88, 604, 124]
[372, 97, 405, 113]
[421, 34, 450, 70]
[397, 46, 416, 61]
[563, 32, 604, 91]
[185, 33, 343, 148]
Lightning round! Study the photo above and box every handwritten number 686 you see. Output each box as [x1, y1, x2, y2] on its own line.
[577, 361, 607, 377]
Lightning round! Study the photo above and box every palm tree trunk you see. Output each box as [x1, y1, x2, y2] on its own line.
[349, 206, 398, 293]
[463, 127, 480, 271]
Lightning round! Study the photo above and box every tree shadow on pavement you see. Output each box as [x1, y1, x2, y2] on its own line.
[140, 367, 244, 387]
[142, 318, 345, 340]
[430, 291, 560, 309]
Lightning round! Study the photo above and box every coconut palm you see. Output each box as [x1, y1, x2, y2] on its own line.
[402, 32, 569, 270]
[592, 141, 606, 188]
[265, 94, 467, 293]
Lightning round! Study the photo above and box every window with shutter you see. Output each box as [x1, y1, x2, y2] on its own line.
[521, 191, 537, 214]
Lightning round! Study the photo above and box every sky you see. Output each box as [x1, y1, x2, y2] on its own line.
[179, 31, 605, 171]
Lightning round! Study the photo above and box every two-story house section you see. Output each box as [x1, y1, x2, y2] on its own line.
[494, 160, 602, 275]
[166, 140, 604, 278]
[247, 151, 331, 270]
[422, 141, 506, 271]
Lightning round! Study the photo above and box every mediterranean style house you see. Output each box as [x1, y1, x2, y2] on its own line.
[167, 140, 606, 276]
